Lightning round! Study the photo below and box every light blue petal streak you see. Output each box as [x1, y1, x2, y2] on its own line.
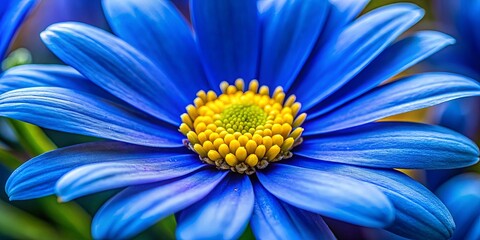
[0, 64, 113, 98]
[251, 180, 335, 240]
[308, 31, 455, 118]
[56, 154, 204, 202]
[305, 73, 480, 134]
[0, 87, 183, 147]
[293, 3, 424, 110]
[92, 169, 227, 239]
[298, 121, 479, 169]
[41, 22, 187, 125]
[328, 0, 370, 24]
[176, 174, 254, 240]
[103, 0, 210, 97]
[6, 141, 187, 200]
[257, 163, 394, 228]
[259, 0, 328, 90]
[289, 158, 455, 239]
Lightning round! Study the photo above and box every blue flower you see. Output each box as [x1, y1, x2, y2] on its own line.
[2, 0, 480, 239]
[427, 0, 480, 140]
[0, 0, 37, 61]
[436, 173, 480, 240]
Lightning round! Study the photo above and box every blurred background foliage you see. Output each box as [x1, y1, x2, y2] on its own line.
[0, 0, 477, 239]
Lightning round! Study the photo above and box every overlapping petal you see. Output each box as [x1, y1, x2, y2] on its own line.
[6, 141, 188, 200]
[305, 73, 480, 134]
[293, 3, 424, 110]
[56, 154, 204, 202]
[308, 31, 455, 118]
[0, 87, 183, 147]
[289, 158, 455, 239]
[41, 22, 187, 125]
[298, 122, 479, 169]
[329, 0, 370, 24]
[176, 174, 253, 240]
[303, 0, 370, 70]
[259, 0, 328, 90]
[0, 0, 37, 59]
[103, 0, 210, 98]
[251, 181, 335, 240]
[257, 163, 394, 228]
[92, 169, 227, 239]
[0, 64, 113, 98]
[437, 173, 480, 240]
[191, 0, 259, 86]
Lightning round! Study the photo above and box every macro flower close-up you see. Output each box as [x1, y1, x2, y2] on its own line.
[1, 0, 480, 239]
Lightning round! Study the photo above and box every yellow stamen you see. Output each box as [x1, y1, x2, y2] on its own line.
[179, 79, 305, 174]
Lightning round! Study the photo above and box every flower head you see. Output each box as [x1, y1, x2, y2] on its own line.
[2, 0, 480, 239]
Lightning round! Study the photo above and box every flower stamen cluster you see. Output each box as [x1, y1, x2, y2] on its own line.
[179, 79, 306, 174]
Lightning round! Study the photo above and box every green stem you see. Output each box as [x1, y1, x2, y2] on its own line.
[0, 148, 22, 169]
[7, 120, 56, 156]
[6, 119, 92, 239]
[0, 200, 63, 240]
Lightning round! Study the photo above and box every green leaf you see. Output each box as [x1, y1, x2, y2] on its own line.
[0, 200, 63, 240]
[134, 215, 177, 240]
[0, 148, 22, 169]
[7, 120, 56, 156]
[38, 197, 92, 240]
[238, 225, 256, 240]
[6, 120, 92, 239]
[1, 48, 32, 71]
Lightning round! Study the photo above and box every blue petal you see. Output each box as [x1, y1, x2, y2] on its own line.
[457, 0, 480, 54]
[305, 73, 480, 134]
[292, 3, 424, 110]
[290, 0, 369, 95]
[92, 169, 227, 239]
[251, 180, 335, 240]
[259, 0, 328, 90]
[6, 141, 187, 200]
[56, 154, 204, 202]
[436, 173, 480, 240]
[0, 87, 183, 147]
[288, 157, 455, 239]
[0, 0, 37, 59]
[0, 64, 113, 98]
[176, 174, 253, 240]
[468, 217, 480, 240]
[102, 0, 210, 98]
[191, 0, 259, 86]
[328, 0, 370, 24]
[308, 31, 455, 118]
[41, 22, 187, 125]
[298, 121, 479, 169]
[430, 98, 480, 140]
[257, 163, 394, 228]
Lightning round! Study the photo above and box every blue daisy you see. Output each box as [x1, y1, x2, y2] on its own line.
[2, 0, 480, 239]
[427, 0, 480, 140]
[436, 173, 480, 240]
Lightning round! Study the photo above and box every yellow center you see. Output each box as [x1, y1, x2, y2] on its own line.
[179, 79, 306, 175]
